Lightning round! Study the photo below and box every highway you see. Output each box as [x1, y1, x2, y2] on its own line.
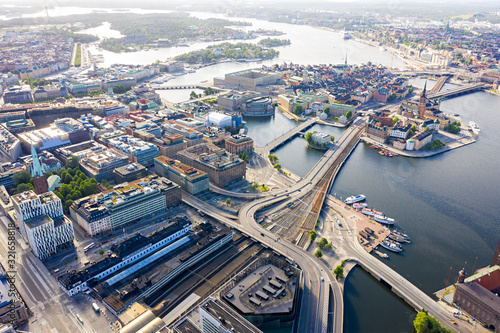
[183, 121, 368, 333]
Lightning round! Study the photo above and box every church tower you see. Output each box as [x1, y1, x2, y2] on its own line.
[418, 81, 427, 118]
[30, 145, 48, 195]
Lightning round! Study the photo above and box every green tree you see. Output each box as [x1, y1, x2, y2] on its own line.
[330, 135, 335, 142]
[66, 156, 80, 169]
[249, 181, 259, 192]
[333, 266, 344, 280]
[292, 104, 303, 115]
[323, 106, 330, 114]
[13, 170, 31, 186]
[345, 110, 352, 119]
[99, 249, 105, 256]
[318, 237, 328, 248]
[63, 199, 74, 213]
[341, 260, 346, 266]
[64, 174, 73, 185]
[310, 230, 317, 241]
[274, 163, 282, 172]
[413, 310, 452, 333]
[268, 154, 279, 164]
[226, 197, 231, 205]
[112, 85, 128, 94]
[314, 249, 323, 258]
[392, 116, 399, 125]
[325, 243, 333, 250]
[16, 183, 33, 193]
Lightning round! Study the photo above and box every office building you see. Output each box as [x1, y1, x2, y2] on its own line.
[177, 143, 246, 188]
[107, 135, 160, 168]
[58, 218, 193, 296]
[163, 123, 204, 147]
[225, 134, 254, 155]
[79, 148, 129, 182]
[53, 140, 106, 165]
[70, 175, 180, 232]
[151, 134, 188, 159]
[11, 191, 74, 259]
[113, 163, 148, 185]
[154, 156, 209, 195]
[0, 125, 21, 162]
[1, 118, 35, 133]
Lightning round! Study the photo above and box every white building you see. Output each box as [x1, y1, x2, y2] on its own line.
[206, 112, 232, 129]
[389, 124, 412, 139]
[12, 191, 74, 259]
[311, 132, 330, 146]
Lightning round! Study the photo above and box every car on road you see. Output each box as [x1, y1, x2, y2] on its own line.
[321, 277, 324, 282]
[261, 233, 265, 237]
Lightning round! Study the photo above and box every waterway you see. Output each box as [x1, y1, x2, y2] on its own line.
[5, 5, 500, 332]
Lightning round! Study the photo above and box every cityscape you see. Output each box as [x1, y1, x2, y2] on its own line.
[0, 0, 498, 333]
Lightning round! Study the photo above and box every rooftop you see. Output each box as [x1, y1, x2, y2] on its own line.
[155, 156, 207, 180]
[201, 298, 263, 333]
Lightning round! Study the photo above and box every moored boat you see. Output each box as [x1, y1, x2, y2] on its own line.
[353, 202, 368, 209]
[391, 230, 409, 241]
[373, 214, 395, 225]
[380, 239, 402, 252]
[344, 195, 366, 204]
[361, 208, 383, 217]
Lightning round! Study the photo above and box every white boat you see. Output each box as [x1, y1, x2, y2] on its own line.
[361, 208, 383, 217]
[380, 239, 402, 253]
[379, 46, 386, 51]
[344, 195, 366, 204]
[353, 203, 368, 209]
[340, 30, 351, 40]
[373, 214, 395, 225]
[469, 121, 480, 135]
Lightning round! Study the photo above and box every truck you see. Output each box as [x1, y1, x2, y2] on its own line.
[92, 303, 100, 313]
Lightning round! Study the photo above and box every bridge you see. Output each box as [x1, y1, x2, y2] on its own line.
[154, 84, 206, 90]
[427, 83, 486, 99]
[391, 70, 454, 77]
[263, 118, 317, 153]
[429, 75, 451, 93]
[183, 116, 467, 333]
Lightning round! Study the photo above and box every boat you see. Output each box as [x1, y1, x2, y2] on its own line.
[389, 232, 410, 243]
[379, 46, 386, 51]
[380, 239, 402, 252]
[353, 202, 368, 209]
[391, 230, 409, 241]
[344, 195, 366, 204]
[340, 29, 351, 40]
[373, 214, 395, 225]
[385, 152, 393, 157]
[361, 208, 383, 217]
[469, 121, 480, 135]
[370, 145, 380, 149]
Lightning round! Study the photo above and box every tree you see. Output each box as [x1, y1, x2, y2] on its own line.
[63, 199, 74, 213]
[112, 85, 128, 94]
[330, 135, 335, 142]
[323, 106, 330, 114]
[325, 243, 333, 250]
[314, 249, 323, 259]
[274, 163, 282, 172]
[64, 174, 73, 185]
[99, 249, 105, 256]
[13, 170, 31, 186]
[249, 181, 259, 192]
[16, 183, 33, 193]
[413, 310, 452, 333]
[333, 266, 344, 280]
[292, 104, 303, 115]
[392, 116, 399, 125]
[318, 237, 328, 248]
[345, 110, 352, 119]
[66, 155, 80, 169]
[268, 154, 279, 164]
[226, 197, 231, 205]
[309, 230, 317, 241]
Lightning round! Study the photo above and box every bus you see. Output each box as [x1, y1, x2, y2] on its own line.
[83, 243, 95, 252]
[92, 303, 100, 313]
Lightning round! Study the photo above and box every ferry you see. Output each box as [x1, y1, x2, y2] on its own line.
[373, 214, 395, 225]
[361, 208, 383, 217]
[340, 30, 351, 40]
[344, 195, 366, 204]
[469, 121, 480, 135]
[353, 202, 368, 209]
[380, 239, 402, 253]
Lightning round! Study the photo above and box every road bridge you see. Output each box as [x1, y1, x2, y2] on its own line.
[263, 118, 317, 153]
[154, 84, 206, 90]
[427, 83, 486, 99]
[429, 75, 451, 93]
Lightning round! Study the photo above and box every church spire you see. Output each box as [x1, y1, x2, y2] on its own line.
[422, 81, 427, 97]
[344, 53, 348, 68]
[30, 144, 44, 178]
